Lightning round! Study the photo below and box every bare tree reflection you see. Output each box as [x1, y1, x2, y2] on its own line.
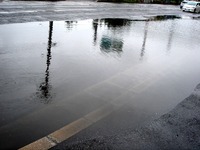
[38, 21, 53, 103]
[140, 21, 149, 60]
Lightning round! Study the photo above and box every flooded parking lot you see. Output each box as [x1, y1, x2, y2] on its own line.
[1, 17, 200, 149]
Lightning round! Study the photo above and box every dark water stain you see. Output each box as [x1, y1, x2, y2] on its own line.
[148, 15, 182, 21]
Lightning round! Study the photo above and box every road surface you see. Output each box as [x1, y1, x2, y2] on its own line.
[0, 1, 200, 24]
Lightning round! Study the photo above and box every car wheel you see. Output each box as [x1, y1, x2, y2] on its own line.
[194, 8, 196, 13]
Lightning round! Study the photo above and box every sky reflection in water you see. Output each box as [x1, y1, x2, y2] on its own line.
[0, 18, 200, 126]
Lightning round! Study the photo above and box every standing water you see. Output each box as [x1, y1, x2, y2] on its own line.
[0, 17, 200, 149]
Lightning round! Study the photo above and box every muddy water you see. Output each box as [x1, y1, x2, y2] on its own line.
[0, 18, 200, 149]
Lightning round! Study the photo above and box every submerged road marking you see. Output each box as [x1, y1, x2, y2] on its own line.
[19, 77, 159, 150]
[19, 64, 168, 150]
[19, 60, 175, 150]
[19, 104, 120, 150]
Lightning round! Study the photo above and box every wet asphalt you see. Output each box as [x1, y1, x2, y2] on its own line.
[51, 84, 200, 150]
[0, 1, 200, 24]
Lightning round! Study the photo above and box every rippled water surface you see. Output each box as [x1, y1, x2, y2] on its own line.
[1, 18, 200, 149]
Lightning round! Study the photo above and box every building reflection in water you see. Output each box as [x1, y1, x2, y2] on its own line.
[100, 36, 123, 54]
[92, 19, 132, 56]
[140, 21, 149, 60]
[38, 21, 53, 103]
[92, 18, 178, 59]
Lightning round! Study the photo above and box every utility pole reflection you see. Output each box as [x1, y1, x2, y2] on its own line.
[39, 21, 53, 102]
[140, 21, 149, 60]
[93, 19, 98, 46]
[166, 21, 175, 53]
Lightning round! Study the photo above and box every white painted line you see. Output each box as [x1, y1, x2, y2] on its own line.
[0, 11, 37, 14]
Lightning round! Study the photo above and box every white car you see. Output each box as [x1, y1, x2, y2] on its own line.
[180, 0, 190, 9]
[182, 1, 200, 13]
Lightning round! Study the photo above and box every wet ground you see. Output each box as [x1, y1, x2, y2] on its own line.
[1, 16, 200, 149]
[53, 84, 200, 150]
[1, 1, 200, 149]
[0, 1, 200, 25]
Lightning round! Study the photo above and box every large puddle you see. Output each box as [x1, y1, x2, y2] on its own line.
[1, 17, 200, 149]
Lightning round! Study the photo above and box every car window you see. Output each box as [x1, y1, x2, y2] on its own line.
[187, 2, 197, 6]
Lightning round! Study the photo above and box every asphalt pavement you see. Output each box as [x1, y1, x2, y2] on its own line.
[0, 1, 200, 24]
[52, 83, 200, 150]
